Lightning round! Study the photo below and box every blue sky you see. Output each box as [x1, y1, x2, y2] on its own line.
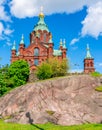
[0, 0, 102, 73]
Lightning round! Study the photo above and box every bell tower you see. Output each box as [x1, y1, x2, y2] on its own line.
[84, 44, 95, 73]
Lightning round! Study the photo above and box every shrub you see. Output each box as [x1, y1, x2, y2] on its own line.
[48, 58, 68, 77]
[36, 57, 69, 80]
[91, 72, 102, 77]
[36, 62, 53, 80]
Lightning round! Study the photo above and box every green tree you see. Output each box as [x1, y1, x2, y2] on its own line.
[0, 72, 7, 96]
[48, 57, 68, 77]
[36, 57, 69, 80]
[36, 62, 53, 80]
[8, 60, 30, 87]
[0, 64, 10, 96]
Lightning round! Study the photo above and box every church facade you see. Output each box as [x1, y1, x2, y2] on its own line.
[11, 10, 67, 71]
[11, 9, 95, 74]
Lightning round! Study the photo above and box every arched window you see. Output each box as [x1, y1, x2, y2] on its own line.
[34, 48, 39, 56]
[34, 59, 39, 66]
[87, 63, 89, 67]
[44, 33, 46, 42]
[90, 62, 93, 67]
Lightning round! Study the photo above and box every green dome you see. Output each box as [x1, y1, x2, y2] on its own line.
[34, 13, 49, 32]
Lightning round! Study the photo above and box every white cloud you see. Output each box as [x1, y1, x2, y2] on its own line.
[81, 1, 102, 38]
[0, 22, 4, 35]
[0, 6, 11, 21]
[69, 69, 83, 73]
[0, 0, 11, 22]
[0, 22, 13, 39]
[9, 0, 101, 18]
[9, 0, 39, 18]
[0, 0, 13, 46]
[4, 27, 14, 35]
[70, 38, 80, 45]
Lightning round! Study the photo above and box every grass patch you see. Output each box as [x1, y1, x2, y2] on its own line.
[95, 86, 102, 92]
[91, 72, 102, 77]
[0, 120, 102, 130]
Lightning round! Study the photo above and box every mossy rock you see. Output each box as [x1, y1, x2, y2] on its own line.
[46, 110, 55, 116]
[95, 86, 102, 92]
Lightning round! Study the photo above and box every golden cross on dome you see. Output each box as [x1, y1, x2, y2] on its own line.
[40, 6, 43, 13]
[39, 6, 44, 17]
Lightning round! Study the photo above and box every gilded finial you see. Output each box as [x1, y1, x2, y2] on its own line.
[50, 34, 52, 39]
[39, 6, 44, 17]
[36, 31, 38, 35]
[36, 31, 40, 37]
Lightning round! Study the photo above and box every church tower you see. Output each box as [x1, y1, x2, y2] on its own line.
[84, 44, 95, 73]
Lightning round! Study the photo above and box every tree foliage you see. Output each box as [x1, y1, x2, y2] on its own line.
[36, 57, 68, 79]
[8, 60, 30, 87]
[0, 64, 9, 96]
[0, 60, 30, 97]
[48, 57, 68, 77]
[36, 62, 52, 80]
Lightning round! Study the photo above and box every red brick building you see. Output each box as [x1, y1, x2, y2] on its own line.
[11, 10, 67, 71]
[84, 44, 95, 73]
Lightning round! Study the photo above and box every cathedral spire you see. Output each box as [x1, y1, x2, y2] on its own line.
[60, 39, 63, 46]
[86, 44, 92, 59]
[20, 34, 24, 44]
[12, 41, 16, 50]
[63, 39, 67, 49]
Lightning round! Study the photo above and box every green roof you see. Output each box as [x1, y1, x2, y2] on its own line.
[34, 15, 49, 32]
[85, 44, 92, 59]
[53, 50, 62, 56]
